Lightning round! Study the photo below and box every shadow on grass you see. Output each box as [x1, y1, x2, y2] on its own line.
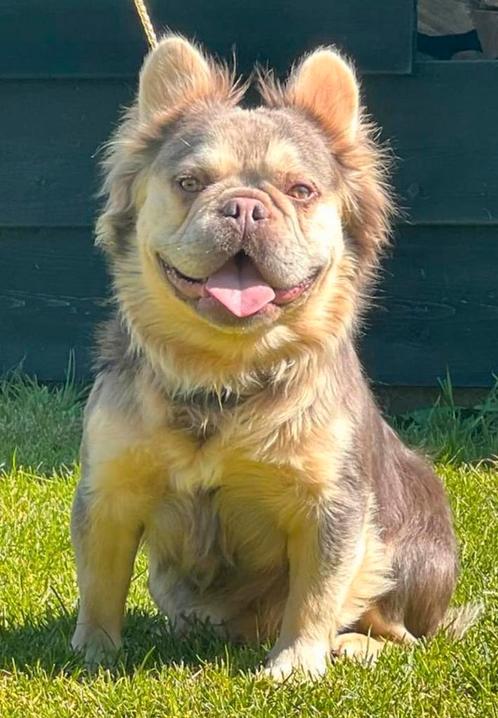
[0, 609, 265, 676]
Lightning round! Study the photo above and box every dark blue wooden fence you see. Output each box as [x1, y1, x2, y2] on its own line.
[1, 1, 497, 386]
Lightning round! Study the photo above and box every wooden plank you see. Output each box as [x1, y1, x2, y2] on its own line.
[0, 229, 107, 381]
[0, 0, 414, 78]
[362, 225, 498, 386]
[2, 62, 498, 228]
[0, 80, 135, 227]
[1, 226, 497, 387]
[365, 62, 498, 225]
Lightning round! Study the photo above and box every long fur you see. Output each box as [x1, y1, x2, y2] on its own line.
[70, 37, 470, 679]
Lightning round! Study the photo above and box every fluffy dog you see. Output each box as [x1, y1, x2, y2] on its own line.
[71, 36, 462, 678]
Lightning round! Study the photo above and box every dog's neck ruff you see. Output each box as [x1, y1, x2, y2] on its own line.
[170, 386, 245, 412]
[160, 365, 286, 414]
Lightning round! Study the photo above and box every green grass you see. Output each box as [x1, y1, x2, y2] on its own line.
[0, 374, 497, 717]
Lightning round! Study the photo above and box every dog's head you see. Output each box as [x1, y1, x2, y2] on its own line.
[98, 37, 392, 371]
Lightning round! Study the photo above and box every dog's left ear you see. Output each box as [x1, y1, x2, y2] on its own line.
[285, 49, 360, 143]
[138, 35, 240, 120]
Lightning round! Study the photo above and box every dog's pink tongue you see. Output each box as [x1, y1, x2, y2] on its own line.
[206, 257, 276, 317]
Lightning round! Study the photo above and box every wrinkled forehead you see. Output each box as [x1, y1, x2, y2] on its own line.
[154, 106, 334, 183]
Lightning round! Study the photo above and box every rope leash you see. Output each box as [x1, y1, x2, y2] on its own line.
[133, 0, 158, 49]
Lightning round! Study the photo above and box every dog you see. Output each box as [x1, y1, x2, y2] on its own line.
[71, 35, 465, 679]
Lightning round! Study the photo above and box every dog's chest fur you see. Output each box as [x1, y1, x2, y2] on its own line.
[86, 369, 345, 591]
[161, 408, 334, 596]
[145, 411, 309, 578]
[147, 478, 290, 584]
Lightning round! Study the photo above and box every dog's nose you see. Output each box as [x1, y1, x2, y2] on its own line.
[221, 197, 268, 233]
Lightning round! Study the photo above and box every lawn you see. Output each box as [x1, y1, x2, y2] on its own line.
[0, 375, 497, 718]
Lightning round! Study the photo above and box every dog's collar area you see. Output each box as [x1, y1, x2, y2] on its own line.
[170, 386, 247, 412]
[160, 365, 289, 414]
[167, 369, 278, 411]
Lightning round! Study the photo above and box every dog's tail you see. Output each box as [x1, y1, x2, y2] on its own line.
[439, 602, 484, 639]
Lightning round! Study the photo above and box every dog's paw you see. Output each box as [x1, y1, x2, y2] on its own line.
[71, 625, 121, 668]
[332, 632, 384, 665]
[262, 641, 329, 682]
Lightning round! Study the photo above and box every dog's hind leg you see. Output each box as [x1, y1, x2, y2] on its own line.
[369, 430, 459, 641]
[357, 607, 417, 644]
[348, 518, 458, 655]
[332, 632, 386, 663]
[366, 519, 459, 641]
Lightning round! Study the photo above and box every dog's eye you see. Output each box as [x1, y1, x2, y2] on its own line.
[178, 176, 204, 193]
[286, 184, 315, 201]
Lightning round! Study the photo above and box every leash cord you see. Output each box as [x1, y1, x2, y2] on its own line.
[133, 0, 158, 49]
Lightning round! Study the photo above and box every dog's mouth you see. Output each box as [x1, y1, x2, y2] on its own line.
[157, 251, 318, 318]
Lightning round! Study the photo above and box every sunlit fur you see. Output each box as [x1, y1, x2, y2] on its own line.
[95, 39, 392, 394]
[71, 36, 466, 680]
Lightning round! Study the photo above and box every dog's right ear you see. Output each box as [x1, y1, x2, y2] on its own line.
[138, 35, 240, 120]
[258, 48, 360, 146]
[285, 49, 360, 144]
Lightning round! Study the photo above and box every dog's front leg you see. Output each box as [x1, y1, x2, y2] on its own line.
[71, 481, 143, 666]
[264, 516, 352, 681]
